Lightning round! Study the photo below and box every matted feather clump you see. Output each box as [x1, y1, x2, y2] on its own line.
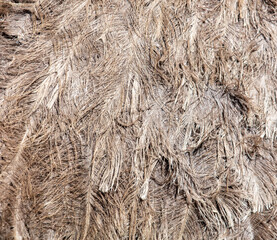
[0, 0, 277, 239]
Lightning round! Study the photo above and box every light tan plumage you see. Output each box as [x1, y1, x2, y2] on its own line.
[0, 0, 277, 239]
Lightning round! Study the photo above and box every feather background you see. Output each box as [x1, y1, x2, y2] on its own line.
[0, 0, 277, 239]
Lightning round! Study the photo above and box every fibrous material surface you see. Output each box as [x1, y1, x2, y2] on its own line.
[0, 0, 277, 239]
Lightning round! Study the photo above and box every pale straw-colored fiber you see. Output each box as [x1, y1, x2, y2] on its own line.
[0, 0, 277, 239]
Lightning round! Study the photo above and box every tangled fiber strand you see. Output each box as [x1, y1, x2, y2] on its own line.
[0, 0, 277, 239]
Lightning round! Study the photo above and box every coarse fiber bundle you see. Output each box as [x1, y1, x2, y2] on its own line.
[0, 0, 277, 239]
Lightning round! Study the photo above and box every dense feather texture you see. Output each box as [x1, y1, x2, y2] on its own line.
[0, 0, 277, 239]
